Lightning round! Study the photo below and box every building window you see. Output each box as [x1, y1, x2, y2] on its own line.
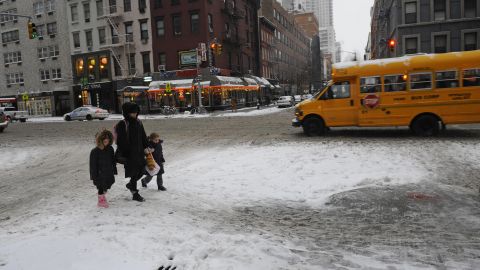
[111, 26, 119, 44]
[33, 1, 44, 15]
[154, 0, 162, 8]
[410, 73, 432, 90]
[0, 9, 17, 23]
[436, 71, 459, 88]
[464, 32, 478, 51]
[36, 24, 45, 37]
[98, 27, 106, 45]
[139, 0, 147, 11]
[190, 13, 199, 33]
[433, 34, 447, 53]
[404, 1, 417, 24]
[405, 36, 418, 54]
[172, 14, 181, 36]
[140, 20, 149, 40]
[208, 14, 213, 33]
[49, 45, 59, 57]
[71, 5, 78, 22]
[156, 17, 164, 37]
[171, 0, 180, 5]
[6, 73, 24, 86]
[433, 0, 447, 21]
[52, 68, 62, 80]
[384, 75, 407, 92]
[464, 0, 477, 18]
[73, 32, 80, 48]
[47, 22, 57, 35]
[113, 56, 122, 76]
[84, 2, 91, 22]
[124, 0, 131, 12]
[142, 52, 151, 74]
[158, 53, 166, 66]
[125, 22, 133, 42]
[40, 69, 50, 81]
[463, 69, 480, 87]
[45, 0, 55, 13]
[1, 30, 19, 43]
[109, 0, 117, 14]
[128, 53, 136, 75]
[38, 47, 49, 59]
[4, 51, 22, 64]
[85, 30, 93, 47]
[96, 0, 104, 17]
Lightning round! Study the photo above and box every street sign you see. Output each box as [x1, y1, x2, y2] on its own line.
[363, 94, 380, 109]
[200, 43, 207, 61]
[22, 94, 29, 101]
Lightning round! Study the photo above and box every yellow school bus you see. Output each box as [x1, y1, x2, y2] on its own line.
[292, 50, 480, 136]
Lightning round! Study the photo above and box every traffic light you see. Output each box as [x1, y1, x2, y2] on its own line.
[388, 39, 396, 52]
[217, 43, 223, 55]
[210, 42, 217, 52]
[28, 22, 37, 39]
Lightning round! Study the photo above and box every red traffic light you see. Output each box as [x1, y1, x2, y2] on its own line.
[388, 39, 396, 52]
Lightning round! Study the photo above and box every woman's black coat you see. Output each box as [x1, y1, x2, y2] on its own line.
[89, 145, 117, 190]
[115, 119, 148, 178]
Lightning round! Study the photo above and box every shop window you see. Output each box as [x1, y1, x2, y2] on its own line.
[75, 58, 85, 78]
[99, 56, 109, 80]
[360, 76, 381, 93]
[463, 69, 480, 87]
[410, 73, 432, 90]
[384, 75, 407, 92]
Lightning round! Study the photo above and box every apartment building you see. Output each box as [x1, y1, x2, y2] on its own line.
[0, 0, 73, 116]
[371, 0, 480, 59]
[67, 0, 153, 112]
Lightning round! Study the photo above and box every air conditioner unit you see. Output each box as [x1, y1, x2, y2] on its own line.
[158, 64, 165, 72]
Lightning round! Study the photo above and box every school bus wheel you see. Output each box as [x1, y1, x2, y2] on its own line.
[302, 116, 326, 136]
[410, 114, 442, 137]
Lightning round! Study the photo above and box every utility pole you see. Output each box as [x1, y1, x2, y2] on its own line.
[196, 44, 204, 111]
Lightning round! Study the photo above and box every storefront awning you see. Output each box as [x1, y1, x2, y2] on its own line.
[210, 76, 245, 87]
[149, 79, 195, 90]
[117, 86, 149, 92]
[0, 97, 17, 102]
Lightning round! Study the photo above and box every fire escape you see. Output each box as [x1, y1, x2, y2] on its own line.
[221, 0, 246, 73]
[101, 3, 136, 78]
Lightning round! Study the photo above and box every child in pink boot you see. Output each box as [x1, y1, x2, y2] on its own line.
[90, 130, 117, 208]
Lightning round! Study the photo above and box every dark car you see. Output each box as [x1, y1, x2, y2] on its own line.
[0, 111, 8, 133]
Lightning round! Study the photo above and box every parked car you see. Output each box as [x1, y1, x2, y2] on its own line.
[293, 95, 303, 104]
[277, 96, 295, 108]
[0, 107, 28, 122]
[302, 94, 313, 100]
[64, 106, 109, 121]
[0, 111, 8, 132]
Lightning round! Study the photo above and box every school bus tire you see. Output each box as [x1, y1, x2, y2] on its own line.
[302, 116, 326, 136]
[410, 114, 442, 136]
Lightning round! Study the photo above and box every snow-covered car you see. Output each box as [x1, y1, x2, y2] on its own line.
[277, 96, 294, 108]
[64, 106, 109, 121]
[302, 94, 313, 100]
[294, 95, 302, 104]
[0, 111, 8, 132]
[0, 107, 28, 122]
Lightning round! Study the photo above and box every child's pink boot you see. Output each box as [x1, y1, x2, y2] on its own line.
[97, 194, 109, 208]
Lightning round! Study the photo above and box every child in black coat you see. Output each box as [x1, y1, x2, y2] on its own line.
[140, 132, 166, 191]
[90, 130, 117, 208]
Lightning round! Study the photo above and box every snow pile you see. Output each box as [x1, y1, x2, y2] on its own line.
[0, 142, 437, 269]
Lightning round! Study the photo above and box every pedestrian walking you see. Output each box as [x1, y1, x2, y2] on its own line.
[115, 102, 150, 202]
[140, 132, 167, 191]
[89, 129, 117, 208]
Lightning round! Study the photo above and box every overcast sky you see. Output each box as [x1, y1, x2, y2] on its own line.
[333, 0, 375, 61]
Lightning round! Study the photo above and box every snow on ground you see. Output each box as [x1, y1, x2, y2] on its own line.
[3, 140, 477, 270]
[26, 106, 288, 123]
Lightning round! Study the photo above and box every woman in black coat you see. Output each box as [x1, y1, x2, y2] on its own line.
[115, 102, 149, 202]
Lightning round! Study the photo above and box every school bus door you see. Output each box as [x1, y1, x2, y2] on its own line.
[320, 79, 358, 126]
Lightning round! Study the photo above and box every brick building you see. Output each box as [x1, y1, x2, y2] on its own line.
[258, 0, 311, 95]
[150, 0, 259, 76]
[371, 0, 480, 59]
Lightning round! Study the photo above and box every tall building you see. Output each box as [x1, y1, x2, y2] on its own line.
[370, 0, 480, 59]
[0, 0, 73, 116]
[281, 0, 307, 12]
[68, 0, 153, 112]
[259, 0, 311, 95]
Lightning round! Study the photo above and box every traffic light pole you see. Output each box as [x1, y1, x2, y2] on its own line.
[196, 47, 203, 111]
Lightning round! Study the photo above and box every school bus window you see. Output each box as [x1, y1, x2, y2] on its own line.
[410, 73, 432, 90]
[436, 71, 459, 89]
[360, 76, 381, 93]
[322, 82, 351, 99]
[384, 75, 407, 92]
[463, 69, 480, 87]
